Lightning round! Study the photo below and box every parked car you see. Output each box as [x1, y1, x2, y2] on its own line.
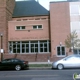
[52, 54, 80, 70]
[0, 58, 29, 71]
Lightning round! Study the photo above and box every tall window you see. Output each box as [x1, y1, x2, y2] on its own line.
[9, 40, 50, 53]
[31, 41, 38, 53]
[57, 46, 65, 56]
[40, 41, 47, 52]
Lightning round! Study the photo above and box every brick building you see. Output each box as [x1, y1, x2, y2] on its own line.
[0, 0, 79, 62]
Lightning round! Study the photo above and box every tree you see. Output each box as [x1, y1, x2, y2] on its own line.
[65, 30, 80, 53]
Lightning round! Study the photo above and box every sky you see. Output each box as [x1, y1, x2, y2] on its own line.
[16, 0, 66, 10]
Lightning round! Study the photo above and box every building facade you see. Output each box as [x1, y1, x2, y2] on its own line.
[0, 0, 80, 62]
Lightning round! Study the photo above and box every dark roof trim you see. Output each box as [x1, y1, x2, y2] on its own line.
[12, 15, 49, 18]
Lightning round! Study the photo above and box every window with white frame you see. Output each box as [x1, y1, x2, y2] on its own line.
[57, 46, 65, 56]
[9, 40, 50, 53]
[74, 49, 80, 55]
[40, 41, 47, 52]
[16, 26, 26, 30]
[70, 5, 80, 15]
[31, 41, 38, 53]
[33, 25, 42, 29]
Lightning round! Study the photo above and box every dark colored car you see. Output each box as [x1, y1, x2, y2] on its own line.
[0, 58, 29, 71]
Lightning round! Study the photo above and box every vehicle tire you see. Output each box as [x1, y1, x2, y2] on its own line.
[57, 64, 64, 70]
[15, 65, 21, 71]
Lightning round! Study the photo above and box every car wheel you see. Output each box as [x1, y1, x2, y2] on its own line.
[15, 65, 21, 71]
[57, 64, 64, 70]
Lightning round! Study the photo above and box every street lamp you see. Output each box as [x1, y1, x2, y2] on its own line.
[0, 33, 3, 61]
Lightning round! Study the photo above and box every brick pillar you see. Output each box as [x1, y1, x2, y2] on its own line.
[0, 0, 15, 59]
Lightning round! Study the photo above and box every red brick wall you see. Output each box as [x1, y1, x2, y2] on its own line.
[50, 2, 70, 57]
[0, 0, 15, 60]
[8, 16, 50, 41]
[4, 53, 51, 62]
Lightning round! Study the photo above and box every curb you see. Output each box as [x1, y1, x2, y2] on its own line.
[29, 67, 52, 70]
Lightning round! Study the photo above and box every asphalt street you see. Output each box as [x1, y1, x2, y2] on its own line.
[0, 69, 80, 80]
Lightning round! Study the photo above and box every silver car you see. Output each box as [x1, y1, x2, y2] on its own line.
[52, 54, 80, 70]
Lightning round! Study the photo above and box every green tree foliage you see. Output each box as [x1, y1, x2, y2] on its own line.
[65, 30, 80, 50]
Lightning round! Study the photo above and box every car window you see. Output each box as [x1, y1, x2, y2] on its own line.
[64, 56, 72, 60]
[66, 56, 75, 61]
[12, 59, 20, 62]
[76, 56, 80, 59]
[73, 56, 80, 61]
[2, 59, 12, 63]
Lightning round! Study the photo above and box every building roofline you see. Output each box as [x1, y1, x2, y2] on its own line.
[12, 14, 49, 18]
[50, 0, 80, 3]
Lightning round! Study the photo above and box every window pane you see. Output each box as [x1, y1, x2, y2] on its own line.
[13, 45, 16, 48]
[62, 47, 65, 55]
[33, 26, 37, 29]
[22, 44, 25, 53]
[35, 44, 38, 47]
[57, 51, 60, 55]
[31, 44, 34, 47]
[49, 42, 51, 52]
[31, 48, 34, 52]
[13, 49, 16, 53]
[22, 44, 25, 48]
[70, 5, 79, 15]
[44, 43, 47, 47]
[74, 49, 77, 54]
[26, 48, 29, 53]
[22, 26, 25, 29]
[17, 49, 20, 53]
[44, 48, 47, 52]
[62, 47, 65, 51]
[79, 50, 80, 54]
[57, 47, 60, 51]
[62, 51, 65, 55]
[40, 40, 47, 43]
[22, 49, 25, 53]
[17, 44, 20, 48]
[16, 26, 20, 30]
[25, 44, 29, 53]
[40, 48, 43, 52]
[22, 41, 29, 43]
[57, 47, 60, 55]
[35, 48, 38, 52]
[40, 44, 43, 47]
[31, 41, 38, 43]
[26, 44, 29, 47]
[38, 25, 42, 29]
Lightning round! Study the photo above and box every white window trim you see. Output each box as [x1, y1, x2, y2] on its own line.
[56, 45, 66, 57]
[15, 26, 26, 30]
[32, 25, 43, 29]
[9, 40, 50, 54]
